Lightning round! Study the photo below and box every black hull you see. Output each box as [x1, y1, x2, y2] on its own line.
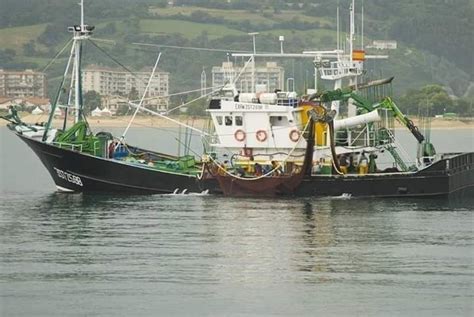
[18, 133, 206, 194]
[16, 132, 474, 198]
[297, 152, 474, 198]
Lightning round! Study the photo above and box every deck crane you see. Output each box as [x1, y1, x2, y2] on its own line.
[311, 87, 436, 170]
[316, 87, 426, 143]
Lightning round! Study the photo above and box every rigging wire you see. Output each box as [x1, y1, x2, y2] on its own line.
[40, 38, 74, 73]
[85, 39, 276, 55]
[132, 42, 252, 53]
[121, 52, 162, 141]
[128, 85, 226, 103]
[164, 84, 225, 114]
[110, 95, 307, 139]
[87, 39, 147, 86]
[104, 116, 203, 158]
[127, 100, 210, 137]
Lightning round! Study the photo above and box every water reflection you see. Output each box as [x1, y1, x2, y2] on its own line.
[291, 200, 334, 277]
[1, 191, 472, 315]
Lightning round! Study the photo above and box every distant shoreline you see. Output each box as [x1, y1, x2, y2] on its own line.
[1, 113, 473, 130]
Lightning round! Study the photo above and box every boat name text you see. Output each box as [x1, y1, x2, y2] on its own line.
[234, 103, 263, 111]
[54, 167, 83, 187]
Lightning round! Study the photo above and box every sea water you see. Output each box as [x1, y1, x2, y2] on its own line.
[1, 126, 473, 316]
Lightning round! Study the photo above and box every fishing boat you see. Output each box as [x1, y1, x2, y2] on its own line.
[1, 1, 207, 194]
[201, 1, 474, 198]
[203, 78, 473, 198]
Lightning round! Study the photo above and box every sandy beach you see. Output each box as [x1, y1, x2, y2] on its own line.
[2, 113, 211, 130]
[2, 113, 473, 130]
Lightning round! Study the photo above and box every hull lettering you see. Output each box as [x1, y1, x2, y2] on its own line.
[53, 167, 83, 187]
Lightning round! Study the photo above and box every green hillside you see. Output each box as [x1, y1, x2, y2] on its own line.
[0, 24, 48, 52]
[0, 0, 472, 109]
[139, 19, 244, 39]
[149, 6, 332, 26]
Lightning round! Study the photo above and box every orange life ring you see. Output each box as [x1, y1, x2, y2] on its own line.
[255, 130, 267, 142]
[234, 129, 246, 142]
[289, 129, 300, 142]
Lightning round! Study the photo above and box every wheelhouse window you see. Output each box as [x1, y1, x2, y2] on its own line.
[216, 116, 223, 125]
[235, 116, 243, 126]
[270, 116, 289, 127]
[225, 116, 233, 126]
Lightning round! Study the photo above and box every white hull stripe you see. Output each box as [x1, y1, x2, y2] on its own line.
[56, 185, 75, 192]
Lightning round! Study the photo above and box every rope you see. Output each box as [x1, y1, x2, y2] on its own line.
[328, 121, 344, 175]
[207, 119, 311, 181]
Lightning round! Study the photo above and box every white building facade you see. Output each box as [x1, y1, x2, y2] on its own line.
[82, 65, 170, 112]
[212, 61, 285, 93]
[0, 69, 47, 98]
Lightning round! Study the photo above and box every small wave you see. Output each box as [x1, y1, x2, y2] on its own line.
[332, 193, 352, 199]
[166, 189, 210, 196]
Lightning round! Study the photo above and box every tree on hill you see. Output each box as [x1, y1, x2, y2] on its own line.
[397, 84, 474, 116]
[22, 40, 36, 56]
[83, 90, 102, 115]
[128, 87, 139, 101]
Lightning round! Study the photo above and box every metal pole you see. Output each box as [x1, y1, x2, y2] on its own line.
[350, 0, 355, 60]
[248, 33, 258, 92]
[80, 0, 84, 29]
[314, 66, 318, 92]
[74, 42, 81, 123]
[337, 6, 340, 51]
[251, 55, 255, 93]
[42, 40, 76, 141]
[361, 0, 364, 49]
[121, 52, 162, 140]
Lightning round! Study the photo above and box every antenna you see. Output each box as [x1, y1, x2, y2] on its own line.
[337, 6, 340, 51]
[361, 0, 364, 49]
[279, 35, 285, 54]
[248, 32, 259, 55]
[80, 0, 84, 30]
[201, 68, 207, 97]
[350, 0, 355, 60]
[248, 32, 258, 92]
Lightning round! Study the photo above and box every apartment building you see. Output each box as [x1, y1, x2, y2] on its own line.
[0, 69, 47, 98]
[212, 61, 285, 93]
[82, 65, 170, 112]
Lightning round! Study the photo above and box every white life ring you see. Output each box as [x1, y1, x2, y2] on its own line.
[289, 129, 300, 142]
[256, 130, 268, 142]
[234, 129, 246, 142]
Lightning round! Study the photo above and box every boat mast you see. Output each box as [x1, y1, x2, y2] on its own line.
[73, 0, 93, 124]
[42, 0, 94, 141]
[349, 0, 355, 61]
[248, 32, 258, 93]
[361, 0, 364, 49]
[74, 40, 83, 123]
